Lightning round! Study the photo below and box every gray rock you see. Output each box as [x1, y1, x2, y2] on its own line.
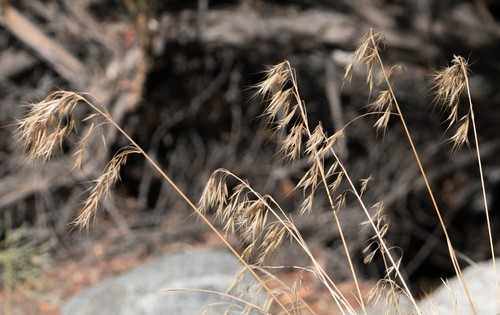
[62, 248, 254, 315]
[418, 258, 500, 314]
[365, 258, 500, 314]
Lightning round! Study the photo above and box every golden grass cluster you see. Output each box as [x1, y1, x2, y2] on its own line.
[432, 55, 474, 153]
[15, 29, 498, 315]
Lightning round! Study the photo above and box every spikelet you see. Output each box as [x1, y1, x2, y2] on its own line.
[432, 55, 472, 153]
[72, 145, 140, 229]
[17, 91, 85, 163]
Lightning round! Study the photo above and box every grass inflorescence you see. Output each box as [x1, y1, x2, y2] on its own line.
[14, 29, 497, 315]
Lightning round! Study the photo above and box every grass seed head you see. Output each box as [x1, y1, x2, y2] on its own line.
[300, 193, 314, 215]
[432, 55, 472, 152]
[432, 55, 469, 126]
[448, 114, 470, 153]
[281, 124, 304, 162]
[255, 61, 291, 98]
[73, 122, 96, 170]
[17, 91, 85, 164]
[238, 198, 268, 243]
[345, 29, 385, 92]
[372, 90, 392, 112]
[374, 108, 392, 134]
[304, 123, 326, 157]
[256, 223, 287, 265]
[72, 146, 139, 229]
[359, 175, 374, 196]
[361, 202, 388, 264]
[264, 88, 294, 124]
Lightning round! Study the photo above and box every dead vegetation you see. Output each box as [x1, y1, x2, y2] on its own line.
[2, 0, 500, 314]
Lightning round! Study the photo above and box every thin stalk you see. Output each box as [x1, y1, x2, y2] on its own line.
[288, 65, 367, 314]
[371, 43, 475, 314]
[257, 266, 319, 315]
[329, 148, 422, 313]
[219, 169, 356, 315]
[464, 73, 499, 302]
[157, 288, 273, 315]
[82, 99, 291, 315]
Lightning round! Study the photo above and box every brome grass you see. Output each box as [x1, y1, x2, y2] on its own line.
[14, 29, 497, 315]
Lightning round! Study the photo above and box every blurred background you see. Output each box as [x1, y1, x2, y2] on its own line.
[1, 0, 500, 313]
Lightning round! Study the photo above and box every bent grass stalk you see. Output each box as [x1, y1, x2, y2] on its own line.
[372, 41, 474, 312]
[463, 67, 499, 304]
[16, 91, 291, 315]
[287, 63, 367, 314]
[16, 31, 494, 314]
[346, 29, 476, 313]
[254, 61, 369, 314]
[207, 168, 358, 314]
[433, 55, 499, 308]
[259, 60, 421, 313]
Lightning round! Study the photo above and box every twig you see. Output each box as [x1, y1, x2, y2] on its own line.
[0, 4, 87, 88]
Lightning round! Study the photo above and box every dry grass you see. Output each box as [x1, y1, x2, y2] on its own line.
[14, 29, 497, 315]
